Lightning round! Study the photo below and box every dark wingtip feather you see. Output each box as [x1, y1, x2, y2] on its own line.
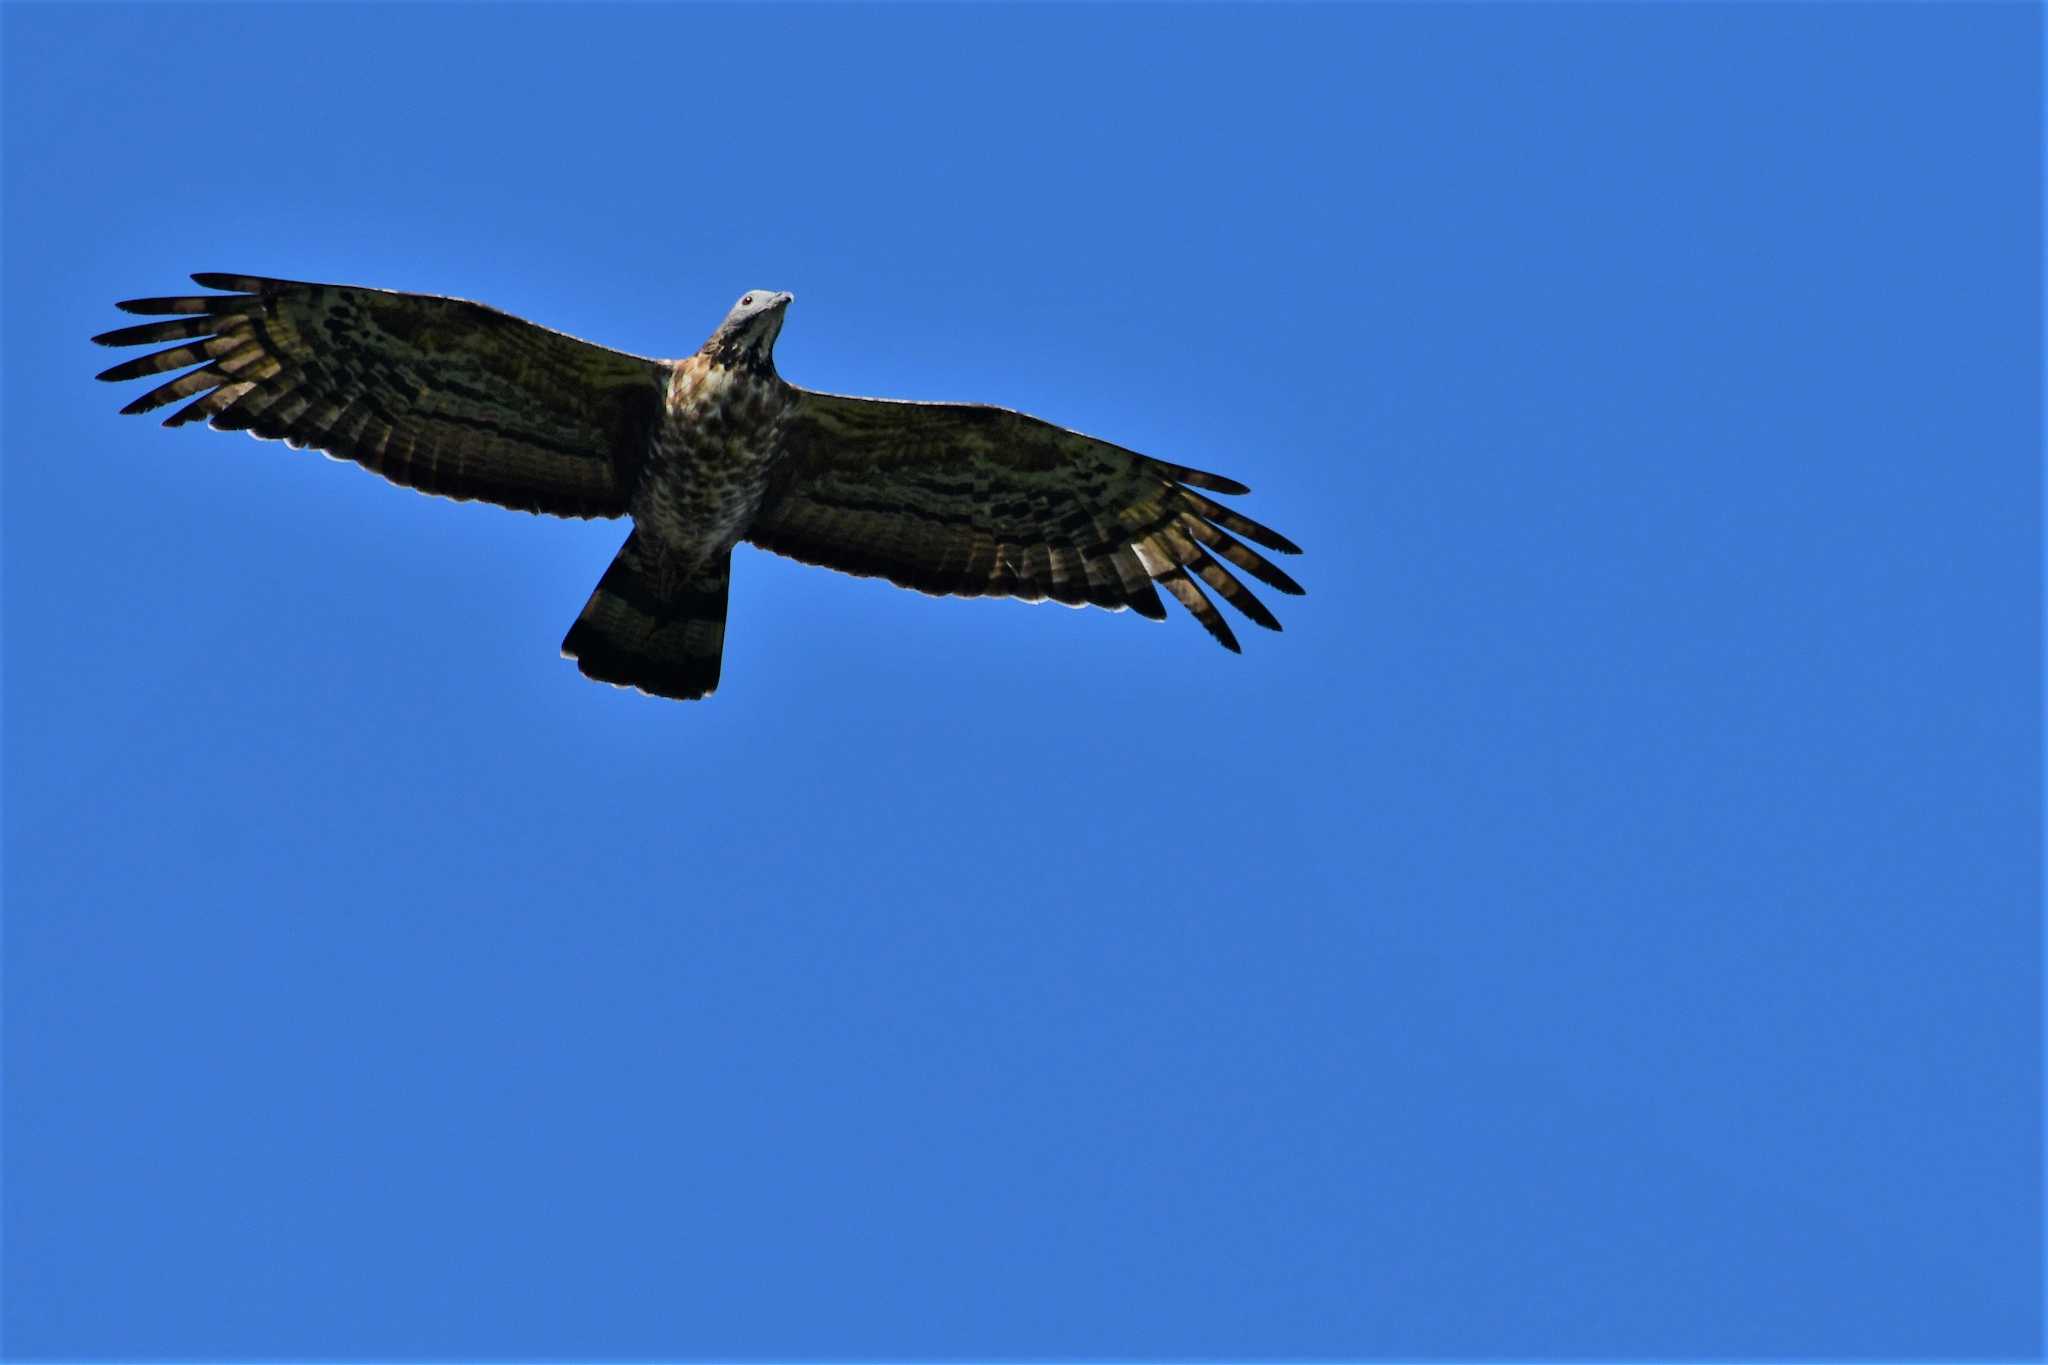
[1149, 458, 1251, 496]
[189, 272, 264, 292]
[95, 315, 226, 349]
[1227, 544, 1305, 596]
[1178, 512, 1306, 596]
[97, 349, 185, 384]
[1179, 488, 1303, 555]
[1128, 583, 1169, 621]
[114, 293, 246, 316]
[1188, 549, 1282, 633]
[1156, 566, 1241, 653]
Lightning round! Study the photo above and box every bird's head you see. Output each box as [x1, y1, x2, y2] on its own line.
[706, 289, 793, 371]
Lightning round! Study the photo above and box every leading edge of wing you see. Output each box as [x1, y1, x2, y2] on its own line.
[789, 385, 1256, 497]
[100, 272, 670, 373]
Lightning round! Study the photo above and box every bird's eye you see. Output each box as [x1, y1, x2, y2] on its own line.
[741, 294, 754, 307]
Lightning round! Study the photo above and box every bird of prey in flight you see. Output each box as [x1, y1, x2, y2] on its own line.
[94, 274, 1303, 701]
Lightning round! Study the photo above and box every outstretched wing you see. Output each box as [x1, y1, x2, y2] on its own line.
[748, 389, 1303, 651]
[93, 273, 668, 518]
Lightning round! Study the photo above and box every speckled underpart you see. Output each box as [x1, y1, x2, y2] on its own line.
[555, 346, 792, 699]
[633, 354, 792, 580]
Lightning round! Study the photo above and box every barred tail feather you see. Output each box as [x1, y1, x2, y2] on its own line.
[561, 534, 730, 701]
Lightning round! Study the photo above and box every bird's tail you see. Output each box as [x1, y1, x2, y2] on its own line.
[561, 533, 730, 701]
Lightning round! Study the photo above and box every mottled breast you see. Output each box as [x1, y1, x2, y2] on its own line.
[632, 356, 792, 567]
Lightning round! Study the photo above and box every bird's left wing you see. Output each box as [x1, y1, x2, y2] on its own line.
[93, 273, 669, 518]
[749, 389, 1304, 650]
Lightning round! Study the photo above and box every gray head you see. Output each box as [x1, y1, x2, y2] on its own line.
[706, 289, 794, 370]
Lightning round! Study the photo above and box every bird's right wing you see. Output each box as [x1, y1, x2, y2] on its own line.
[750, 389, 1303, 650]
[93, 273, 669, 518]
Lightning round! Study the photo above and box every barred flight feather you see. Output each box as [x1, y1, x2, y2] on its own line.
[750, 387, 1304, 647]
[93, 273, 666, 518]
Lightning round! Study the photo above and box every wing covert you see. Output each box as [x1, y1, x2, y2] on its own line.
[93, 273, 668, 518]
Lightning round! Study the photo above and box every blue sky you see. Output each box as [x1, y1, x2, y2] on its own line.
[3, 3, 2039, 1359]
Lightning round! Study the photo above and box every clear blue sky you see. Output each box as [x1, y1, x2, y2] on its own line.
[3, 4, 2038, 1359]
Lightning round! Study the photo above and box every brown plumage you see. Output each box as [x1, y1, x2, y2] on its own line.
[94, 273, 1304, 701]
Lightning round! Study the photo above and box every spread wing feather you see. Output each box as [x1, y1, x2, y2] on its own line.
[748, 389, 1304, 647]
[93, 273, 667, 518]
